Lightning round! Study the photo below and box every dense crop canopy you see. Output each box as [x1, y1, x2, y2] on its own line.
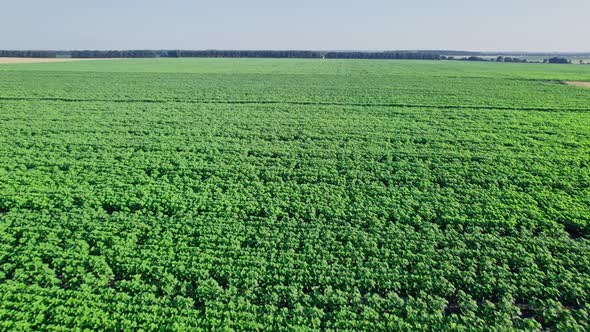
[0, 59, 589, 330]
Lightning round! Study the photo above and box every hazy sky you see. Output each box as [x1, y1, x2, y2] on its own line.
[2, 0, 589, 52]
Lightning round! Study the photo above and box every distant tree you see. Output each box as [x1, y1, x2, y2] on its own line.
[547, 57, 570, 64]
[465, 56, 487, 62]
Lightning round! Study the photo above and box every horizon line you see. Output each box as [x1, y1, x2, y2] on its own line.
[2, 49, 590, 54]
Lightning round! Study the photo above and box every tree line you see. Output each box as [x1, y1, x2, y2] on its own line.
[0, 50, 61, 58]
[0, 50, 577, 63]
[1, 50, 442, 60]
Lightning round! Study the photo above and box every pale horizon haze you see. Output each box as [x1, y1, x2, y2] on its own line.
[1, 0, 589, 52]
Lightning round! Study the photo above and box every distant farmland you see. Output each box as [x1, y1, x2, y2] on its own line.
[0, 59, 589, 330]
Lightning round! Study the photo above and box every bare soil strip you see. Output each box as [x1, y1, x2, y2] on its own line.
[0, 57, 113, 64]
[565, 81, 590, 88]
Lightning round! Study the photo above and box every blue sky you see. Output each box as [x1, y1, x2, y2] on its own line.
[2, 0, 589, 51]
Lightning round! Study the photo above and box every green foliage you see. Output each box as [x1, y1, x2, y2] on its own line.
[0, 59, 589, 330]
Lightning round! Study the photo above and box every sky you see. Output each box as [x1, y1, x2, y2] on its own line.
[1, 0, 589, 52]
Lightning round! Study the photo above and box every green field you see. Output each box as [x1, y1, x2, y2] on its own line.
[1, 59, 589, 330]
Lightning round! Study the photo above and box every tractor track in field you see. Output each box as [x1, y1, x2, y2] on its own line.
[0, 96, 588, 112]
